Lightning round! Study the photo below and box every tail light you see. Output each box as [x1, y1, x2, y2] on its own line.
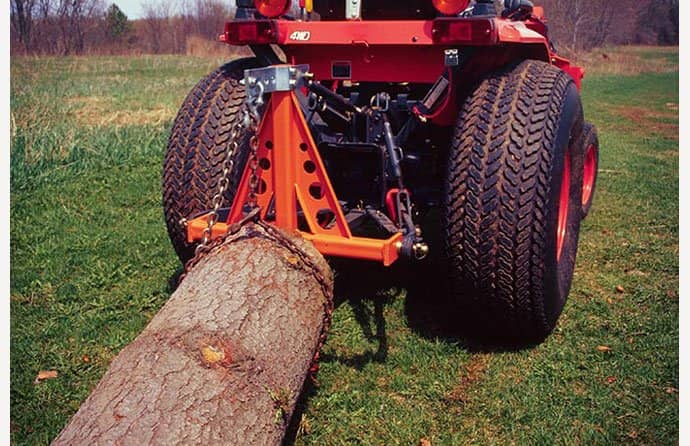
[432, 0, 471, 15]
[225, 20, 277, 45]
[254, 0, 291, 17]
[431, 18, 497, 45]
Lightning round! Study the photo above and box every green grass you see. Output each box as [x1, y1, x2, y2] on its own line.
[10, 48, 678, 445]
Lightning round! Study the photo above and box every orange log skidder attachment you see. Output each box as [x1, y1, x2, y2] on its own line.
[186, 65, 429, 266]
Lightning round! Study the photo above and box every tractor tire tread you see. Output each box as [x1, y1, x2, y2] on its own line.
[443, 59, 580, 340]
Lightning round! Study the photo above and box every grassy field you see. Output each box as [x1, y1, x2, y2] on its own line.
[10, 46, 678, 445]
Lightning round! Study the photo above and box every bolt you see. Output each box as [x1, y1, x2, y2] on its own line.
[412, 242, 429, 260]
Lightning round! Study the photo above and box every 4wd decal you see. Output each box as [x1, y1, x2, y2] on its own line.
[289, 31, 311, 41]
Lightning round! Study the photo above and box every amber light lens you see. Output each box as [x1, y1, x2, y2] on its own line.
[432, 0, 471, 15]
[254, 0, 291, 17]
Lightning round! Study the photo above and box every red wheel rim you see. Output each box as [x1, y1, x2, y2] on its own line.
[582, 143, 596, 206]
[557, 152, 571, 262]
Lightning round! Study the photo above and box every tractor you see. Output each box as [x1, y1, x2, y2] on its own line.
[162, 0, 600, 343]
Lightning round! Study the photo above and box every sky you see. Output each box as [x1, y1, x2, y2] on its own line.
[111, 0, 145, 19]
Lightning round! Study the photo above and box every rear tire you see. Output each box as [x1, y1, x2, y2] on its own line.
[162, 58, 264, 263]
[580, 122, 599, 218]
[443, 59, 584, 343]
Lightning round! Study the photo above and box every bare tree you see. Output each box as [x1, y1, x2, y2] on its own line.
[193, 0, 232, 39]
[540, 0, 648, 52]
[10, 0, 36, 52]
[35, 0, 59, 53]
[141, 0, 171, 53]
[636, 0, 678, 45]
[50, 0, 105, 54]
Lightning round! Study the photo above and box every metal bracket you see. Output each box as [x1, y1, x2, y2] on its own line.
[244, 64, 312, 95]
[346, 0, 362, 20]
[444, 49, 460, 67]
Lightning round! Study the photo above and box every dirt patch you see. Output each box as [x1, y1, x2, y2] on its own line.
[67, 96, 175, 127]
[446, 354, 489, 405]
[614, 105, 678, 140]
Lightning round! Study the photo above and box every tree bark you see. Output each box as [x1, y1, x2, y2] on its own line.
[52, 223, 333, 445]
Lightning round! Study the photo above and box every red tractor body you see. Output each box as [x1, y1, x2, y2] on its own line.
[222, 12, 583, 88]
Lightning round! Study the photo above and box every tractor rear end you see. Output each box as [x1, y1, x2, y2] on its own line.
[163, 0, 599, 343]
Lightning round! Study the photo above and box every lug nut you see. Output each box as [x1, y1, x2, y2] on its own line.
[412, 242, 429, 260]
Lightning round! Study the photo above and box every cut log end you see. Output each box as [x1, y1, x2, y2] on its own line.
[53, 223, 333, 446]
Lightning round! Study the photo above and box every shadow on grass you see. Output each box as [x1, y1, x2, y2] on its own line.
[283, 251, 538, 445]
[319, 257, 400, 369]
[166, 265, 186, 295]
[283, 377, 319, 446]
[331, 251, 542, 355]
[402, 254, 542, 353]
[284, 257, 399, 446]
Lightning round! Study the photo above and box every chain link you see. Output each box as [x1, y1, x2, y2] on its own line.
[245, 79, 264, 211]
[254, 220, 334, 379]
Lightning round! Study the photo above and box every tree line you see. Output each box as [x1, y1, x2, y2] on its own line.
[10, 0, 235, 55]
[10, 0, 679, 56]
[538, 0, 678, 52]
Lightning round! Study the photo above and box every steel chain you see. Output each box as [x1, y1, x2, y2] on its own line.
[246, 125, 261, 210]
[254, 220, 335, 379]
[195, 108, 247, 254]
[178, 207, 261, 284]
[182, 78, 264, 278]
[245, 78, 264, 210]
[191, 78, 264, 259]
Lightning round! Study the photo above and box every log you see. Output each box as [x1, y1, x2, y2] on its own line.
[53, 223, 333, 445]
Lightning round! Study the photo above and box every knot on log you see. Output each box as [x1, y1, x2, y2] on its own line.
[200, 345, 225, 364]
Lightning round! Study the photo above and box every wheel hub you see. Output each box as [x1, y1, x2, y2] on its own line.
[582, 143, 597, 206]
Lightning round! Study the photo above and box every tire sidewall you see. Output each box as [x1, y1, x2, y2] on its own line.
[542, 83, 584, 328]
